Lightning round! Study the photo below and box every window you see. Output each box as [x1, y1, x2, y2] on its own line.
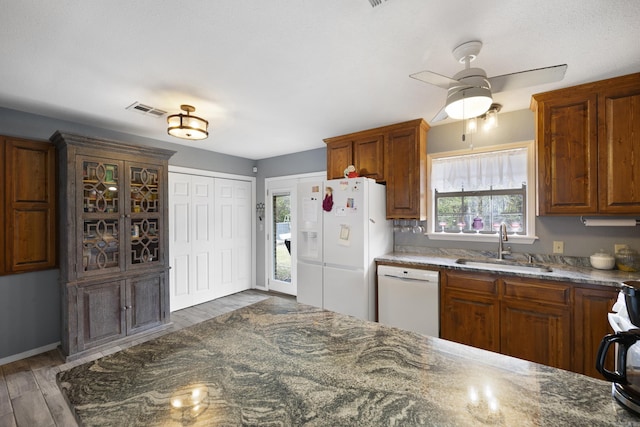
[271, 192, 292, 284]
[427, 141, 537, 244]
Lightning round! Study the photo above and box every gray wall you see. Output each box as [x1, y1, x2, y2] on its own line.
[254, 148, 326, 287]
[0, 107, 255, 360]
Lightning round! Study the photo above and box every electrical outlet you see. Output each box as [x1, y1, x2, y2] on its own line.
[553, 241, 564, 254]
[615, 244, 627, 254]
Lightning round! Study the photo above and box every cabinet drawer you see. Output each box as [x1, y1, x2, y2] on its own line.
[443, 271, 498, 295]
[502, 278, 570, 306]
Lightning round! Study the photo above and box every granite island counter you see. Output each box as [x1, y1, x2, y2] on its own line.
[57, 296, 639, 426]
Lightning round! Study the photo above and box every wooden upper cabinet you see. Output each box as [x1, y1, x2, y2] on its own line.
[534, 93, 598, 214]
[1, 136, 56, 274]
[598, 78, 640, 213]
[353, 134, 384, 181]
[325, 119, 429, 219]
[532, 72, 640, 215]
[325, 133, 384, 181]
[326, 139, 353, 180]
[385, 121, 428, 220]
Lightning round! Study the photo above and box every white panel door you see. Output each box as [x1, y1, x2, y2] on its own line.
[169, 173, 215, 311]
[214, 178, 252, 298]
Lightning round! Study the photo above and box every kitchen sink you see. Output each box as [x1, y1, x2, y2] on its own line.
[455, 258, 552, 273]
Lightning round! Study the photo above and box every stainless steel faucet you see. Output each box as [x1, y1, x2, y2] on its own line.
[498, 223, 510, 260]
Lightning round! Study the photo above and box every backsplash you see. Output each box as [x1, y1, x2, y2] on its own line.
[393, 245, 592, 268]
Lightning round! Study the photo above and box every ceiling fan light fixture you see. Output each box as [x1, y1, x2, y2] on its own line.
[445, 86, 493, 120]
[483, 105, 499, 130]
[167, 104, 209, 140]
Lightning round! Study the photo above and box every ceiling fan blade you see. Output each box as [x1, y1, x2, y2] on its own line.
[410, 70, 457, 89]
[488, 64, 568, 93]
[431, 106, 449, 123]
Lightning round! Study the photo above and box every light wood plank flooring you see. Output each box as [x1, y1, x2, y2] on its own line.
[0, 290, 290, 427]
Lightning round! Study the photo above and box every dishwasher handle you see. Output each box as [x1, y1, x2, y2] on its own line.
[377, 265, 439, 282]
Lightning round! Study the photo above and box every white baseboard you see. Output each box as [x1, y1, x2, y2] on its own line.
[0, 342, 61, 367]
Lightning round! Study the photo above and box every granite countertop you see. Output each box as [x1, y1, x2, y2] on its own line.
[57, 297, 639, 426]
[376, 250, 640, 288]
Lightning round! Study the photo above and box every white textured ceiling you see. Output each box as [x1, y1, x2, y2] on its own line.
[1, 1, 639, 160]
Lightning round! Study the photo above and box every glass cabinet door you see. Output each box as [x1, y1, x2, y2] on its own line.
[128, 165, 162, 267]
[80, 159, 123, 275]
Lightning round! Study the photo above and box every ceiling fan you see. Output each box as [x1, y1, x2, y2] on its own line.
[410, 40, 567, 123]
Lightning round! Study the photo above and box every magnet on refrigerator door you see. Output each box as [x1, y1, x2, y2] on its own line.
[338, 224, 351, 246]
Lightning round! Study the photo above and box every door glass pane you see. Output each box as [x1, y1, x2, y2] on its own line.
[272, 193, 291, 283]
[131, 218, 160, 264]
[83, 161, 119, 214]
[130, 166, 159, 213]
[83, 219, 119, 271]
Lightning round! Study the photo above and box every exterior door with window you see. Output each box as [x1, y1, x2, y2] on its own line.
[268, 189, 294, 295]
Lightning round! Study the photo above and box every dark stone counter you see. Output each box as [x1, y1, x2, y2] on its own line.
[58, 297, 639, 426]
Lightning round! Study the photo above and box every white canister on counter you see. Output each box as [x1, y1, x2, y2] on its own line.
[590, 249, 616, 270]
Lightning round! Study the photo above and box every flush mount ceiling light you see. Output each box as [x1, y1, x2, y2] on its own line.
[167, 104, 209, 140]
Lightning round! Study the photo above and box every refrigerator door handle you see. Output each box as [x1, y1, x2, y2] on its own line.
[323, 262, 364, 272]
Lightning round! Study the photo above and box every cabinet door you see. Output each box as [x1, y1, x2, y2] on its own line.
[77, 280, 126, 350]
[353, 134, 384, 181]
[385, 125, 426, 219]
[574, 286, 618, 378]
[501, 299, 571, 370]
[4, 138, 56, 273]
[535, 92, 598, 214]
[127, 162, 164, 269]
[440, 271, 500, 352]
[127, 273, 165, 334]
[78, 156, 124, 278]
[598, 79, 640, 213]
[326, 140, 352, 180]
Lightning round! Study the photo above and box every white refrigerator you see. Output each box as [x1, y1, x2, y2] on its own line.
[296, 177, 392, 321]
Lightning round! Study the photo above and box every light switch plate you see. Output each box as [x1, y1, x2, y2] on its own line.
[553, 241, 564, 254]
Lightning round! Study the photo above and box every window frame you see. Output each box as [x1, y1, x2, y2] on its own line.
[426, 140, 538, 244]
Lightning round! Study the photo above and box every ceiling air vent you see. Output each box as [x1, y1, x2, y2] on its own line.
[368, 0, 387, 7]
[125, 102, 167, 118]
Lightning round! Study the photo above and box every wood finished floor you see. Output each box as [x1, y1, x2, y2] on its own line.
[0, 289, 290, 427]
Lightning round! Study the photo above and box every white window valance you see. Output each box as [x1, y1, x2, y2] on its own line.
[431, 147, 528, 192]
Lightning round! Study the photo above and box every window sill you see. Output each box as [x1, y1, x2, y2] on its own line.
[426, 232, 538, 245]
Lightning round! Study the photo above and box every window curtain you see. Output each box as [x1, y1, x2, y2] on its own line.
[431, 148, 528, 192]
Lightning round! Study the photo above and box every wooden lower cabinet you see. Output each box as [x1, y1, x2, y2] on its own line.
[73, 272, 167, 354]
[441, 271, 500, 352]
[574, 286, 618, 377]
[440, 269, 616, 378]
[500, 299, 571, 370]
[77, 280, 126, 350]
[127, 273, 166, 335]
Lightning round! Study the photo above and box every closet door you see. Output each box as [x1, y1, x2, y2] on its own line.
[214, 178, 252, 298]
[168, 173, 215, 311]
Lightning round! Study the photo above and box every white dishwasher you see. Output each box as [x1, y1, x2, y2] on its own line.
[377, 265, 440, 337]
